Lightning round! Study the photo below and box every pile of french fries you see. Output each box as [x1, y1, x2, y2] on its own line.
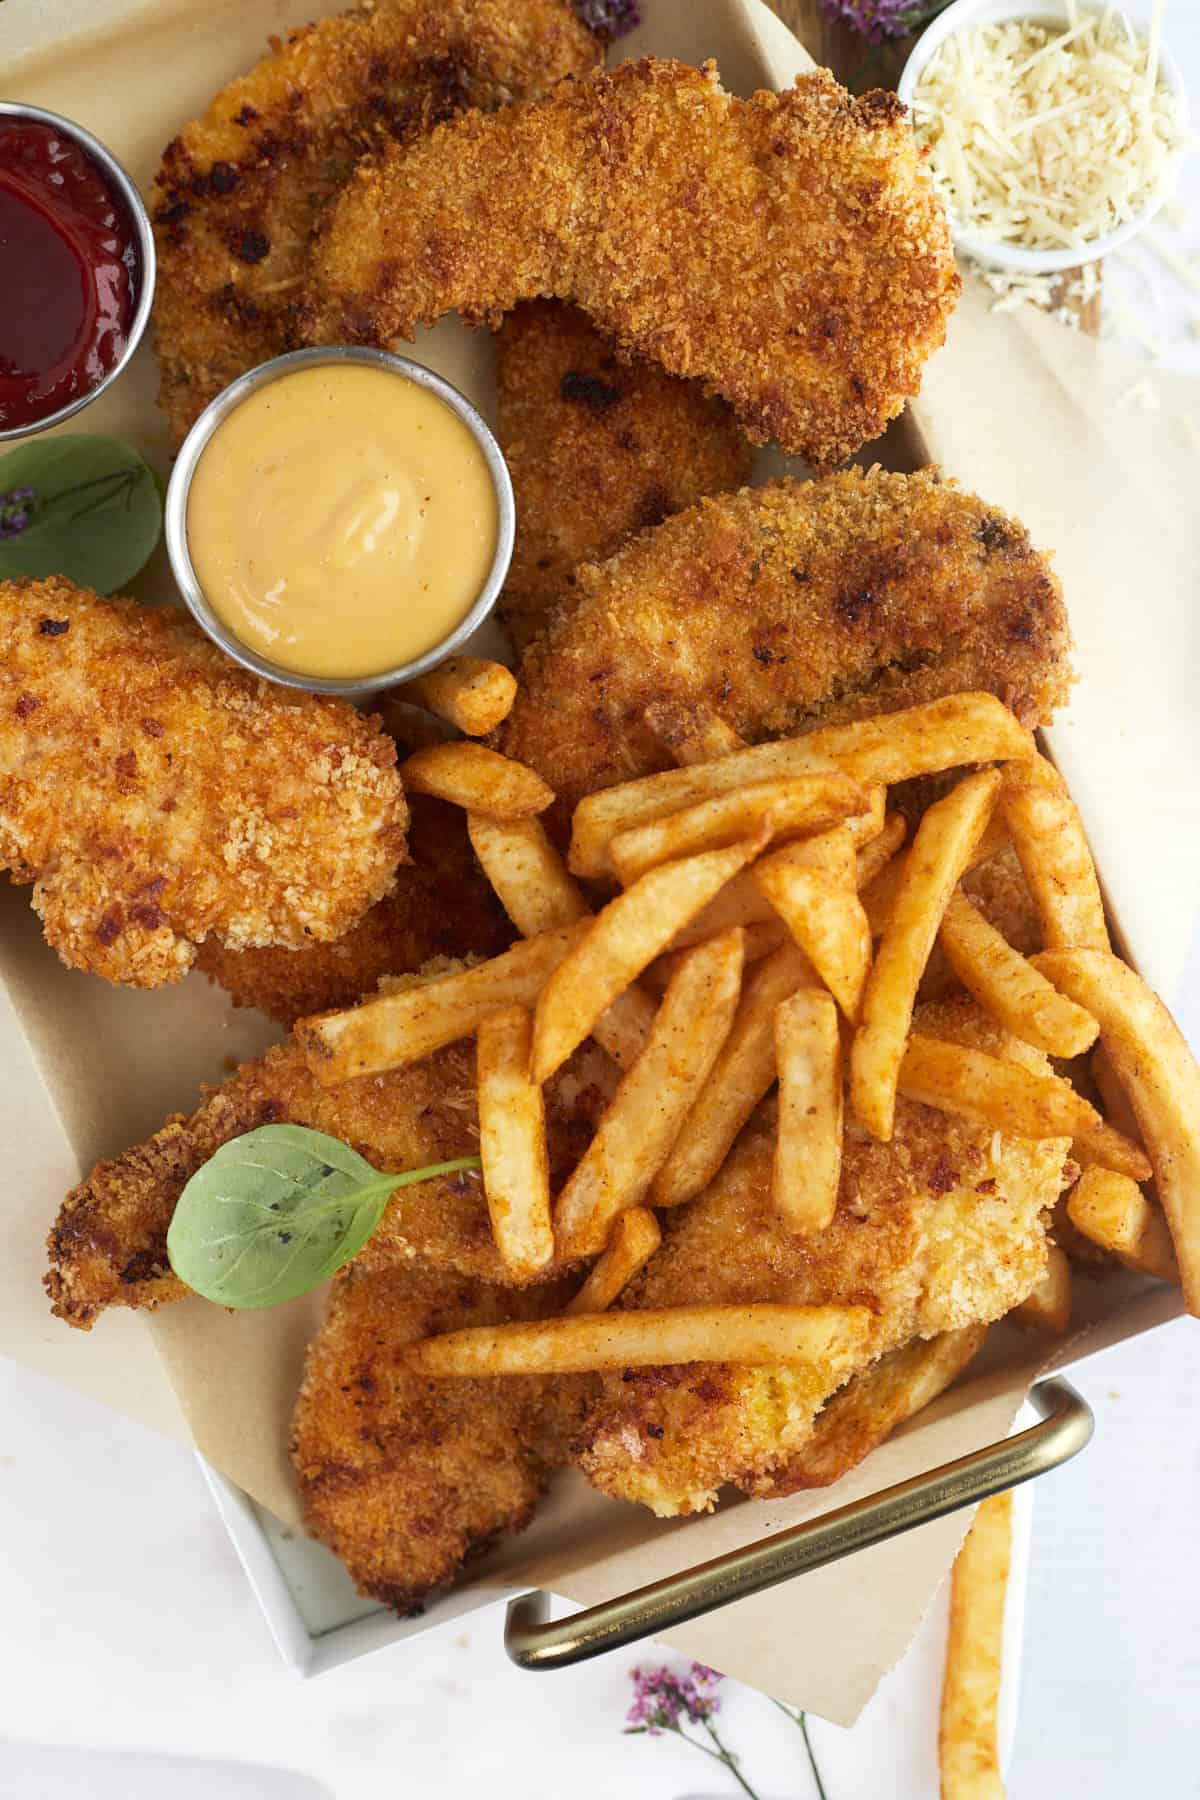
[297, 682, 1200, 1383]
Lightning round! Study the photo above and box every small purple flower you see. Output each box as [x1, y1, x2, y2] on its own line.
[570, 0, 640, 41]
[625, 1661, 726, 1735]
[820, 0, 941, 43]
[0, 486, 37, 540]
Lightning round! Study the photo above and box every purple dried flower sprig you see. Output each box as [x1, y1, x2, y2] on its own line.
[819, 0, 956, 45]
[0, 486, 36, 540]
[624, 1661, 830, 1799]
[570, 0, 641, 42]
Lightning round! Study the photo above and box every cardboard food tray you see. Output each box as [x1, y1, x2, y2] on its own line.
[2, 0, 1194, 1723]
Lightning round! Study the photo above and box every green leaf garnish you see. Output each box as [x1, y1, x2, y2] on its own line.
[166, 1124, 481, 1311]
[0, 434, 163, 594]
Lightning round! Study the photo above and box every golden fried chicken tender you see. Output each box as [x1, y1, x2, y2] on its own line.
[292, 1258, 591, 1611]
[499, 469, 1073, 826]
[495, 302, 752, 650]
[151, 0, 600, 443]
[0, 578, 406, 988]
[302, 60, 960, 466]
[572, 999, 1072, 1516]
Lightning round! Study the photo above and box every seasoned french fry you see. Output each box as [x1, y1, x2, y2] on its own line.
[563, 1208, 663, 1315]
[555, 932, 745, 1256]
[652, 941, 816, 1210]
[405, 1302, 872, 1376]
[939, 1491, 1013, 1800]
[299, 924, 585, 1084]
[805, 691, 1033, 784]
[854, 811, 907, 892]
[939, 890, 1099, 1059]
[1002, 761, 1109, 951]
[401, 741, 554, 818]
[861, 814, 1009, 939]
[467, 813, 589, 935]
[773, 987, 843, 1234]
[609, 772, 870, 886]
[1012, 1244, 1072, 1335]
[1034, 949, 1200, 1312]
[531, 837, 766, 1085]
[764, 1326, 987, 1493]
[1066, 1167, 1180, 1284]
[393, 656, 517, 736]
[852, 770, 1002, 1141]
[897, 1033, 1151, 1180]
[643, 700, 746, 764]
[476, 1006, 553, 1279]
[645, 918, 785, 995]
[667, 873, 777, 950]
[755, 827, 872, 1021]
[1090, 1042, 1146, 1150]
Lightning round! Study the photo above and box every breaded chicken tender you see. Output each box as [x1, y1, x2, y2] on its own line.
[499, 470, 1073, 824]
[302, 60, 960, 466]
[151, 0, 600, 443]
[496, 302, 752, 650]
[292, 1259, 591, 1610]
[46, 1016, 613, 1329]
[196, 795, 513, 1026]
[0, 579, 406, 988]
[573, 999, 1072, 1516]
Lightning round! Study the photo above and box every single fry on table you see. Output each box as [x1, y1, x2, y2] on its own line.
[555, 930, 745, 1257]
[393, 656, 517, 736]
[852, 768, 1003, 1141]
[1066, 1166, 1179, 1284]
[476, 1005, 553, 1280]
[939, 889, 1099, 1059]
[939, 1489, 1013, 1800]
[754, 825, 872, 1021]
[1002, 758, 1109, 951]
[401, 741, 554, 818]
[564, 1207, 662, 1315]
[773, 986, 843, 1235]
[1012, 1243, 1072, 1335]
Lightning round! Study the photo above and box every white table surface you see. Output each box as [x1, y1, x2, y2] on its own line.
[3, 5, 1200, 1796]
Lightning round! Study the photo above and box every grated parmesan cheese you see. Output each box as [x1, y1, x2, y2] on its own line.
[911, 4, 1191, 254]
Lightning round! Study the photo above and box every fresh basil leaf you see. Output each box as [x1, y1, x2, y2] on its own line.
[0, 434, 163, 594]
[166, 1123, 481, 1310]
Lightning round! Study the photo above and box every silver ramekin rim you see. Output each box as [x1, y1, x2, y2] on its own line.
[0, 101, 157, 441]
[163, 346, 516, 697]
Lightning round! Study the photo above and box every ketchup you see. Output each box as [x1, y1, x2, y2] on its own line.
[0, 119, 139, 431]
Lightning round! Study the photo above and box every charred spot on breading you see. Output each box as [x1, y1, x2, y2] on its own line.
[560, 368, 624, 411]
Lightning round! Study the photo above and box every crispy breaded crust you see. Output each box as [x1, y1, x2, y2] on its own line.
[0, 578, 406, 987]
[496, 302, 752, 650]
[302, 60, 960, 465]
[291, 1259, 590, 1611]
[151, 0, 600, 444]
[500, 469, 1073, 826]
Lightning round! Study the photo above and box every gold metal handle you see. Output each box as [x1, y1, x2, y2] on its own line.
[504, 1375, 1091, 1670]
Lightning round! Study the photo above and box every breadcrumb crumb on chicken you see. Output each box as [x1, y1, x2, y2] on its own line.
[0, 578, 407, 988]
[301, 59, 961, 466]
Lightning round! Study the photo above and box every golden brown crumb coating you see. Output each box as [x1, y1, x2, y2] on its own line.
[151, 0, 601, 444]
[499, 469, 1073, 828]
[301, 60, 960, 466]
[495, 301, 752, 650]
[0, 578, 406, 987]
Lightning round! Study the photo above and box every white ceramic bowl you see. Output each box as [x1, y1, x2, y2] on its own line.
[897, 0, 1188, 274]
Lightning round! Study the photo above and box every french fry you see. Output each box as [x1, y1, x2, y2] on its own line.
[861, 814, 1009, 939]
[555, 932, 745, 1256]
[608, 772, 870, 887]
[764, 1326, 987, 1493]
[852, 770, 1002, 1141]
[1002, 760, 1109, 951]
[1012, 1244, 1072, 1335]
[476, 1006, 553, 1279]
[1090, 1042, 1146, 1150]
[563, 1208, 663, 1314]
[392, 656, 517, 736]
[1033, 949, 1200, 1312]
[651, 941, 816, 1210]
[939, 890, 1099, 1058]
[773, 987, 843, 1234]
[643, 699, 746, 764]
[401, 742, 554, 818]
[645, 918, 785, 995]
[299, 924, 585, 1084]
[1066, 1166, 1180, 1284]
[666, 874, 777, 950]
[897, 1033, 1151, 1180]
[404, 1302, 872, 1376]
[854, 811, 907, 892]
[466, 813, 589, 935]
[939, 1491, 1013, 1800]
[755, 827, 872, 1021]
[531, 837, 766, 1085]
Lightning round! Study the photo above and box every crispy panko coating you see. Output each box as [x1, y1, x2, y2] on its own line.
[292, 1258, 592, 1611]
[151, 0, 600, 444]
[499, 469, 1073, 825]
[572, 999, 1073, 1516]
[196, 795, 513, 1026]
[46, 1018, 614, 1329]
[0, 579, 406, 988]
[301, 59, 960, 466]
[496, 301, 752, 650]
